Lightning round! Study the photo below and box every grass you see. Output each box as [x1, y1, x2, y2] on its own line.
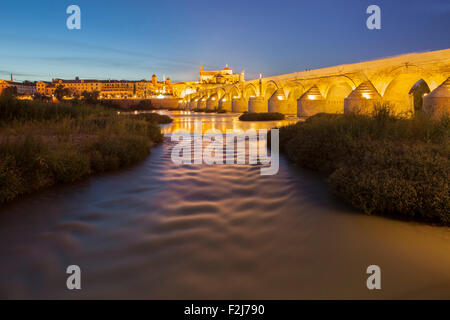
[239, 112, 285, 121]
[0, 97, 166, 204]
[277, 105, 449, 225]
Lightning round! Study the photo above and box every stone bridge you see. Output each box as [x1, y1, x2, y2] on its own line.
[179, 48, 450, 118]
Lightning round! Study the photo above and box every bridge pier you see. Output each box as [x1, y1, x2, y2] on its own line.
[178, 99, 186, 109]
[248, 96, 267, 113]
[188, 98, 197, 110]
[268, 89, 288, 114]
[423, 77, 450, 119]
[232, 97, 247, 113]
[297, 85, 325, 117]
[206, 94, 219, 110]
[219, 95, 232, 112]
[197, 95, 207, 109]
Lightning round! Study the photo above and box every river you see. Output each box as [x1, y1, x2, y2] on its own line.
[0, 111, 449, 299]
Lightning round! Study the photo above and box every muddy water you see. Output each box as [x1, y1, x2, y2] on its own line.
[0, 111, 449, 299]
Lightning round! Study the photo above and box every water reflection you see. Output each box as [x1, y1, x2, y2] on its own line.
[160, 111, 297, 134]
[0, 111, 448, 299]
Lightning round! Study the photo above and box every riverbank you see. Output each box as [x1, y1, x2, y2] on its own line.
[0, 97, 168, 204]
[278, 107, 449, 225]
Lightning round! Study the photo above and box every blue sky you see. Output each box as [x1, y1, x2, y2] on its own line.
[0, 0, 449, 82]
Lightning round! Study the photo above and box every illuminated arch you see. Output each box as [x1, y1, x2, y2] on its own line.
[286, 83, 307, 101]
[215, 87, 227, 99]
[228, 85, 242, 99]
[325, 82, 354, 113]
[244, 83, 258, 99]
[263, 80, 279, 99]
[383, 72, 434, 115]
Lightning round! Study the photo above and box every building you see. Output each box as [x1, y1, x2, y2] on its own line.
[0, 80, 9, 95]
[199, 65, 244, 84]
[11, 81, 36, 95]
[33, 75, 174, 99]
[0, 80, 36, 95]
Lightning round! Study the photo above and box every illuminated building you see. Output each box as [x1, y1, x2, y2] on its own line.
[32, 75, 174, 99]
[199, 65, 244, 84]
[0, 80, 36, 95]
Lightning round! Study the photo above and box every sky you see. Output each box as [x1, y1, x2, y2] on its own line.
[0, 0, 449, 82]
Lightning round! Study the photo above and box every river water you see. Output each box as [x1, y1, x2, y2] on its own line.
[0, 111, 449, 299]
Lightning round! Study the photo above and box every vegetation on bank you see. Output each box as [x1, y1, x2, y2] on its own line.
[127, 112, 173, 124]
[0, 97, 167, 204]
[278, 105, 449, 225]
[133, 100, 156, 111]
[192, 108, 227, 114]
[239, 112, 285, 121]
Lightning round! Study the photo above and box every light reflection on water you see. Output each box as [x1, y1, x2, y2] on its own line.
[0, 111, 449, 299]
[159, 111, 297, 134]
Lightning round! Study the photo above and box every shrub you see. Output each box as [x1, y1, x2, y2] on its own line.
[133, 100, 155, 111]
[278, 110, 449, 225]
[48, 150, 91, 183]
[239, 112, 285, 121]
[0, 155, 24, 203]
[131, 112, 173, 124]
[0, 96, 111, 123]
[0, 99, 163, 204]
[85, 136, 152, 172]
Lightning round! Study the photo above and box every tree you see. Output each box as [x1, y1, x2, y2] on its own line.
[1, 86, 18, 98]
[54, 84, 71, 102]
[82, 90, 99, 105]
[33, 92, 51, 102]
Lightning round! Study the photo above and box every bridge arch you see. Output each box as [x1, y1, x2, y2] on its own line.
[229, 85, 242, 99]
[216, 87, 227, 100]
[262, 80, 280, 99]
[244, 83, 258, 99]
[325, 81, 354, 113]
[382, 71, 434, 115]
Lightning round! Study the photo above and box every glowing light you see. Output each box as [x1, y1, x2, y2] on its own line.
[157, 94, 165, 99]
[277, 96, 284, 100]
[308, 95, 316, 100]
[362, 93, 371, 99]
